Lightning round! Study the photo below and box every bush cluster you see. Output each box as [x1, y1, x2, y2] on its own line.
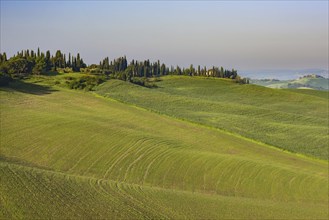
[130, 77, 158, 88]
[66, 75, 105, 91]
[57, 67, 74, 73]
[234, 77, 249, 84]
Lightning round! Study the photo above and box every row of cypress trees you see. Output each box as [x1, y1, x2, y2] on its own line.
[0, 49, 247, 85]
[98, 56, 239, 80]
[0, 49, 86, 76]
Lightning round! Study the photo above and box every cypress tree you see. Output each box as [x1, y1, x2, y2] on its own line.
[76, 53, 81, 71]
[190, 64, 194, 76]
[55, 50, 62, 68]
[220, 66, 224, 78]
[3, 53, 7, 62]
[72, 57, 77, 71]
[144, 66, 148, 78]
[123, 56, 127, 70]
[160, 64, 166, 76]
[45, 50, 51, 71]
[105, 57, 109, 70]
[63, 54, 66, 68]
[68, 53, 71, 68]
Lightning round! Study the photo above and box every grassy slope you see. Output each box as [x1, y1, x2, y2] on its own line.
[0, 78, 328, 218]
[1, 162, 327, 219]
[288, 88, 329, 99]
[95, 76, 328, 159]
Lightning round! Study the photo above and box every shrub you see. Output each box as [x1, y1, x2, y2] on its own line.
[67, 75, 105, 91]
[130, 77, 158, 88]
[130, 77, 146, 86]
[57, 68, 74, 73]
[234, 77, 249, 84]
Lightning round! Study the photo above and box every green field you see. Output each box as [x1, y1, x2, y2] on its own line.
[95, 76, 328, 159]
[0, 75, 328, 219]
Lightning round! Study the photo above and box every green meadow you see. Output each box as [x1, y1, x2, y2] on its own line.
[96, 76, 328, 160]
[0, 74, 328, 219]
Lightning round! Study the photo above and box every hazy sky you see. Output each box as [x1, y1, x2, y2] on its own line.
[1, 1, 328, 70]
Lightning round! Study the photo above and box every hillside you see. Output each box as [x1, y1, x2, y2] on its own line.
[1, 161, 327, 219]
[0, 76, 328, 219]
[96, 76, 328, 159]
[251, 75, 329, 90]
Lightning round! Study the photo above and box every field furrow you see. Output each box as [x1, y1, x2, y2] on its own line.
[1, 161, 328, 219]
[1, 78, 328, 219]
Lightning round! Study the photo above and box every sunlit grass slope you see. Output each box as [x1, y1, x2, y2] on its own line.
[96, 76, 329, 159]
[1, 161, 327, 219]
[0, 79, 328, 218]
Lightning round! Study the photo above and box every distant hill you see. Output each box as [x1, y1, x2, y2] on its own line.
[241, 69, 328, 80]
[250, 74, 329, 90]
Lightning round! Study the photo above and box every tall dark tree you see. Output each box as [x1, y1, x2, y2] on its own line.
[63, 54, 66, 68]
[220, 66, 224, 78]
[144, 66, 148, 78]
[67, 53, 72, 68]
[76, 53, 81, 71]
[45, 50, 51, 71]
[0, 53, 7, 64]
[55, 50, 63, 68]
[160, 64, 166, 76]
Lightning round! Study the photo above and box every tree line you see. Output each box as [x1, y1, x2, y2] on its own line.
[0, 49, 86, 76]
[98, 56, 240, 80]
[0, 49, 249, 85]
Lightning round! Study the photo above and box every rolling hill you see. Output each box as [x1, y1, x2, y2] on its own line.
[0, 75, 328, 219]
[95, 76, 328, 159]
[251, 75, 329, 90]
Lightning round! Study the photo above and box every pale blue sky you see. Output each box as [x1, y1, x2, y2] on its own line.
[1, 1, 328, 70]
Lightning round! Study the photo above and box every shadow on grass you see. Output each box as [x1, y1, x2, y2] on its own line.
[1, 80, 58, 95]
[41, 71, 59, 76]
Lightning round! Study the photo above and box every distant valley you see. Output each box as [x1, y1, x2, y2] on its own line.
[250, 74, 329, 90]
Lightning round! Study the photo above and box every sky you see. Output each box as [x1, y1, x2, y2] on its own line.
[0, 1, 328, 71]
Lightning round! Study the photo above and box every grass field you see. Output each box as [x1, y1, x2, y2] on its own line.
[95, 76, 329, 159]
[0, 75, 328, 219]
[1, 162, 327, 219]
